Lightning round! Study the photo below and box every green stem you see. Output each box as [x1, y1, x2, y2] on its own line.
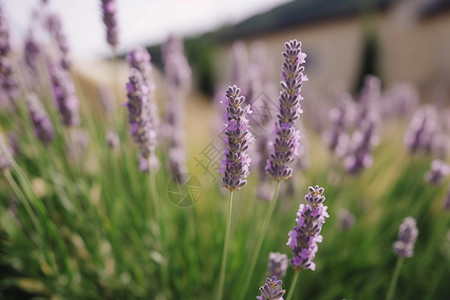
[241, 180, 281, 299]
[386, 257, 404, 300]
[286, 270, 301, 300]
[4, 170, 41, 236]
[217, 190, 234, 300]
[149, 169, 169, 289]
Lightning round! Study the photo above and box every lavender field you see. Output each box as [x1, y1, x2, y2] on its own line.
[1, 0, 450, 299]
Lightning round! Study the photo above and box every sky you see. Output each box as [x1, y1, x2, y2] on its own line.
[2, 0, 291, 62]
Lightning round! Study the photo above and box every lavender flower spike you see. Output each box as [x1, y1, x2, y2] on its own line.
[268, 252, 288, 280]
[424, 159, 450, 185]
[26, 93, 55, 144]
[101, 0, 118, 47]
[0, 5, 11, 56]
[393, 217, 418, 258]
[256, 276, 286, 300]
[126, 69, 159, 172]
[266, 40, 307, 181]
[287, 185, 329, 271]
[48, 61, 80, 127]
[221, 85, 254, 191]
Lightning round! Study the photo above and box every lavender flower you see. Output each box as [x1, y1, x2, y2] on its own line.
[101, 0, 118, 47]
[424, 159, 450, 185]
[126, 47, 151, 83]
[45, 13, 70, 69]
[220, 85, 253, 191]
[287, 185, 329, 271]
[162, 35, 191, 179]
[444, 186, 450, 211]
[0, 58, 19, 102]
[162, 34, 191, 91]
[344, 119, 378, 174]
[381, 83, 418, 120]
[106, 131, 119, 149]
[256, 276, 285, 300]
[404, 106, 437, 154]
[325, 92, 353, 153]
[48, 60, 80, 127]
[268, 252, 288, 280]
[354, 75, 381, 128]
[24, 30, 40, 73]
[125, 69, 159, 172]
[0, 5, 10, 56]
[393, 217, 418, 258]
[26, 93, 55, 144]
[266, 40, 307, 181]
[338, 208, 355, 231]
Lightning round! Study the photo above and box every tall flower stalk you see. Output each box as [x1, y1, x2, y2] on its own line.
[217, 85, 253, 300]
[285, 185, 329, 300]
[386, 217, 418, 300]
[241, 39, 307, 299]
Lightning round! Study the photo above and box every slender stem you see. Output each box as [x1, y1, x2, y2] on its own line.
[286, 270, 301, 300]
[241, 180, 281, 299]
[4, 170, 41, 235]
[149, 169, 169, 289]
[217, 190, 234, 300]
[386, 257, 404, 300]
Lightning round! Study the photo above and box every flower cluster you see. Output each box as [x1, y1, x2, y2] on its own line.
[101, 0, 118, 47]
[221, 85, 253, 191]
[338, 208, 355, 231]
[344, 119, 378, 174]
[126, 47, 151, 83]
[393, 217, 418, 258]
[24, 30, 41, 73]
[404, 106, 437, 154]
[48, 60, 80, 127]
[26, 93, 55, 144]
[0, 5, 18, 102]
[424, 159, 450, 185]
[268, 252, 288, 280]
[45, 13, 71, 69]
[287, 185, 329, 271]
[256, 276, 285, 300]
[125, 68, 159, 172]
[266, 39, 307, 181]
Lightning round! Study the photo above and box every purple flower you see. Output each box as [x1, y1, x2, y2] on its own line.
[0, 5, 10, 56]
[48, 60, 80, 127]
[26, 93, 55, 144]
[106, 131, 119, 149]
[101, 0, 118, 47]
[24, 30, 41, 73]
[221, 85, 253, 191]
[325, 92, 353, 153]
[266, 40, 307, 181]
[344, 119, 378, 174]
[404, 106, 437, 154]
[127, 47, 151, 84]
[338, 208, 355, 231]
[444, 186, 450, 211]
[0, 58, 19, 102]
[268, 252, 288, 280]
[125, 68, 159, 172]
[162, 34, 191, 91]
[45, 13, 70, 69]
[424, 159, 450, 185]
[256, 276, 285, 300]
[354, 75, 381, 128]
[393, 217, 418, 258]
[287, 185, 329, 271]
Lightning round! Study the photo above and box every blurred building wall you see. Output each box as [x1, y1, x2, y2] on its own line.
[213, 0, 450, 102]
